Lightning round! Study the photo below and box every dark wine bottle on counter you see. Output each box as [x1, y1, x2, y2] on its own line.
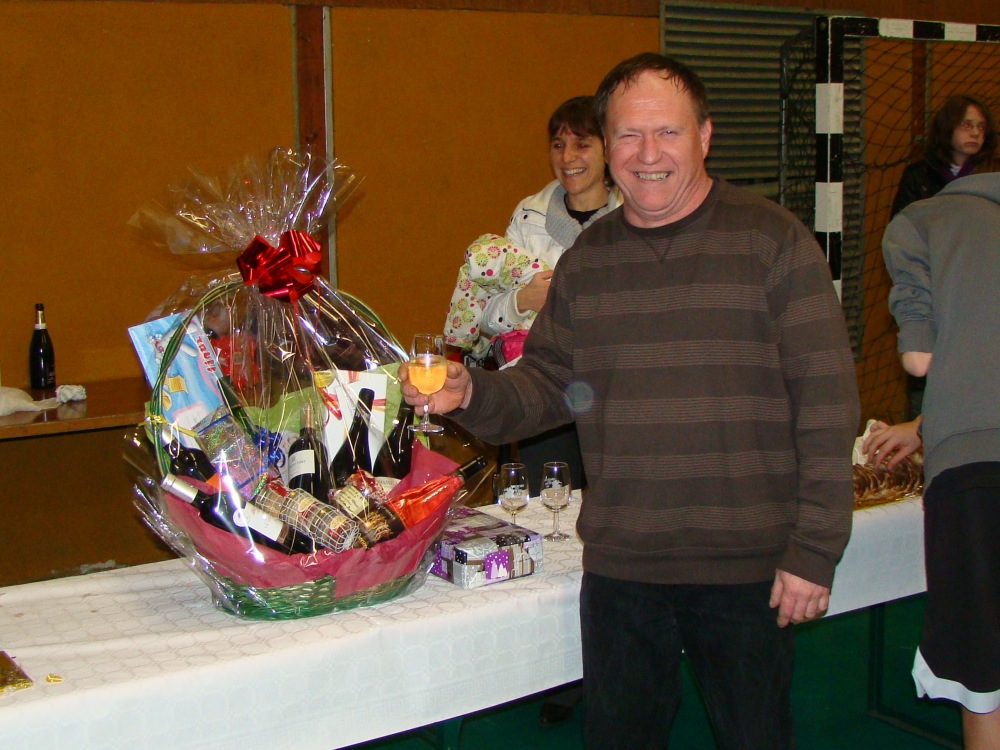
[287, 401, 332, 502]
[330, 388, 375, 487]
[373, 402, 415, 479]
[28, 303, 56, 390]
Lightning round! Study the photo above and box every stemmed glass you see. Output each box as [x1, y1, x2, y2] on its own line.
[408, 333, 447, 434]
[496, 462, 529, 523]
[540, 461, 571, 541]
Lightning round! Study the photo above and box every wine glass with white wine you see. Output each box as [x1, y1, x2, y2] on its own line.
[540, 461, 571, 541]
[408, 333, 448, 434]
[496, 462, 529, 523]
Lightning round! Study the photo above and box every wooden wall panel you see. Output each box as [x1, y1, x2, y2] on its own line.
[0, 2, 294, 387]
[2, 1, 997, 385]
[330, 8, 658, 345]
[64, 0, 658, 15]
[324, 0, 999, 348]
[48, 0, 1000, 26]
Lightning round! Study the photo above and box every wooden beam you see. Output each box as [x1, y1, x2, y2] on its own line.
[317, 0, 656, 14]
[294, 5, 338, 280]
[295, 5, 328, 156]
[72, 0, 659, 17]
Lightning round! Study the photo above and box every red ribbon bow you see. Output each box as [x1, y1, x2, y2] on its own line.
[237, 230, 322, 302]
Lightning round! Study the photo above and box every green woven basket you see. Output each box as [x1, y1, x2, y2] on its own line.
[211, 570, 425, 620]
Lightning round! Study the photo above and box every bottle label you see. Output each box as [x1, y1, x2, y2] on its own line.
[288, 449, 316, 480]
[243, 502, 285, 542]
[355, 505, 405, 548]
[229, 504, 250, 529]
[333, 486, 369, 518]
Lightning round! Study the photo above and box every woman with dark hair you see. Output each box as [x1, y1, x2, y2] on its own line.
[493, 97, 619, 495]
[481, 96, 619, 338]
[446, 96, 620, 496]
[890, 95, 995, 420]
[892, 94, 996, 216]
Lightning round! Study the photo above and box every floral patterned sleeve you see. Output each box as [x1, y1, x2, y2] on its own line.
[443, 234, 549, 349]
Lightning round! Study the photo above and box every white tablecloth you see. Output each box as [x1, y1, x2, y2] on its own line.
[828, 496, 925, 616]
[0, 495, 923, 750]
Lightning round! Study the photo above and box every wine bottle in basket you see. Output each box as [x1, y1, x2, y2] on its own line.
[454, 455, 489, 485]
[386, 455, 489, 527]
[287, 401, 332, 501]
[373, 402, 415, 479]
[251, 481, 359, 553]
[164, 445, 309, 554]
[285, 401, 333, 553]
[330, 388, 375, 488]
[327, 481, 403, 548]
[169, 443, 220, 495]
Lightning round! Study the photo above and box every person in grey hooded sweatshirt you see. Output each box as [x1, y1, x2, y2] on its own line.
[882, 172, 1000, 749]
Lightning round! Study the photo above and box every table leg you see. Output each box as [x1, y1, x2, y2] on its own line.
[417, 717, 463, 750]
[866, 603, 961, 748]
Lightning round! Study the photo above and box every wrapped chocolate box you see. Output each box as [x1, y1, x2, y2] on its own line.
[431, 507, 543, 588]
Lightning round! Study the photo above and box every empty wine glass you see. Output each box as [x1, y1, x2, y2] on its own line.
[540, 461, 571, 541]
[496, 462, 529, 523]
[408, 333, 447, 434]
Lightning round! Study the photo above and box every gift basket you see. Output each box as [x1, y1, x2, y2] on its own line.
[125, 148, 488, 619]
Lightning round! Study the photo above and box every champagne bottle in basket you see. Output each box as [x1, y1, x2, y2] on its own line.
[330, 388, 375, 488]
[386, 455, 489, 527]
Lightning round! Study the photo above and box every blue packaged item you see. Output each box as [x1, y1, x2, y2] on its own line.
[128, 312, 227, 450]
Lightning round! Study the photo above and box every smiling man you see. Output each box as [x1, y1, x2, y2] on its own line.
[401, 53, 860, 749]
[602, 60, 713, 228]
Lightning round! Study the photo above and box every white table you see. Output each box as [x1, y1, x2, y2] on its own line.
[828, 496, 924, 615]
[0, 496, 923, 750]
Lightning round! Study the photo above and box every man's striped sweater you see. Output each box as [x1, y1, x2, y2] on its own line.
[454, 179, 860, 588]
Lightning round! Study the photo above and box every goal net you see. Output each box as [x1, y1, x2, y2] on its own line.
[780, 17, 1000, 423]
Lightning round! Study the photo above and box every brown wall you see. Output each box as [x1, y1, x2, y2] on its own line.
[328, 0, 1000, 361]
[3, 1, 998, 384]
[0, 2, 296, 388]
[330, 8, 658, 344]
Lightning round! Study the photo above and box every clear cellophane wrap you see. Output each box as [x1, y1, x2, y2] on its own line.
[124, 148, 488, 618]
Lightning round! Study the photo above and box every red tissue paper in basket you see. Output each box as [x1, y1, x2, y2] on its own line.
[163, 441, 460, 597]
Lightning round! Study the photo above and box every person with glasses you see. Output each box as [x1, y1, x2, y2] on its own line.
[892, 94, 996, 217]
[890, 95, 996, 421]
